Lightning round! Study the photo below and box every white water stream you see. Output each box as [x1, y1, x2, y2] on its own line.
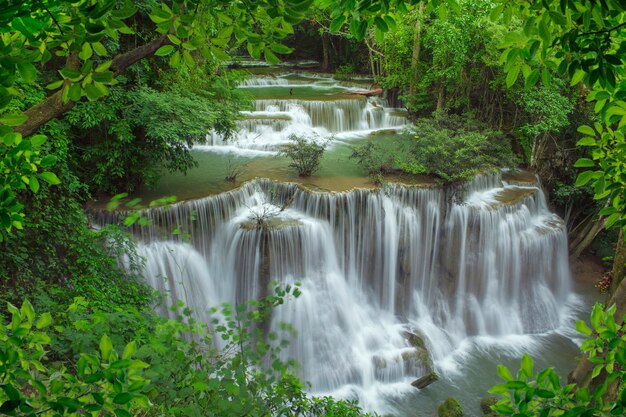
[100, 173, 580, 414]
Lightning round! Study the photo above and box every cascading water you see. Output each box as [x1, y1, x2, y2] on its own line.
[201, 73, 408, 154]
[97, 170, 578, 414]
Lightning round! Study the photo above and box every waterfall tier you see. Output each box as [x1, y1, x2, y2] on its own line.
[202, 73, 408, 154]
[97, 172, 572, 407]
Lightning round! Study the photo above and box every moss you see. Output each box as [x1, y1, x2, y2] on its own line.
[437, 397, 464, 417]
[480, 396, 499, 416]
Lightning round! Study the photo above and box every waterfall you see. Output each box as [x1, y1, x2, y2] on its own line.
[202, 73, 409, 154]
[97, 171, 573, 410]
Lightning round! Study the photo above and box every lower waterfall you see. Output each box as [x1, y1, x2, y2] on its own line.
[99, 172, 578, 414]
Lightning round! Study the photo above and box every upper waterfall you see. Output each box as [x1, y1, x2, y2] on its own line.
[201, 73, 408, 155]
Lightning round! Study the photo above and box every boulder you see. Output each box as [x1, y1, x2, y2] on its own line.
[480, 396, 499, 416]
[437, 397, 464, 417]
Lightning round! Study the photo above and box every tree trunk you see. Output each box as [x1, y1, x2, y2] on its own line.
[436, 87, 444, 112]
[321, 32, 331, 72]
[15, 34, 170, 138]
[409, 4, 425, 96]
[570, 216, 607, 259]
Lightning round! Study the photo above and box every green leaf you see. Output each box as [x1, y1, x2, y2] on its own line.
[114, 408, 131, 417]
[182, 50, 194, 66]
[36, 312, 52, 329]
[46, 80, 64, 90]
[79, 43, 93, 61]
[113, 392, 134, 404]
[247, 42, 261, 60]
[575, 320, 592, 335]
[575, 171, 596, 187]
[1, 384, 21, 401]
[155, 45, 174, 56]
[122, 341, 137, 359]
[576, 137, 596, 146]
[92, 72, 114, 84]
[524, 69, 540, 89]
[574, 158, 595, 168]
[99, 334, 113, 360]
[59, 68, 82, 80]
[30, 135, 46, 147]
[40, 154, 58, 168]
[17, 62, 37, 82]
[29, 176, 39, 193]
[170, 51, 181, 67]
[210, 46, 229, 61]
[93, 42, 107, 56]
[0, 114, 27, 126]
[577, 125, 595, 137]
[548, 10, 567, 25]
[40, 172, 61, 185]
[590, 303, 603, 329]
[506, 64, 521, 88]
[520, 353, 533, 378]
[270, 43, 292, 55]
[330, 15, 346, 32]
[68, 83, 82, 101]
[536, 389, 556, 398]
[570, 69, 586, 86]
[497, 364, 513, 381]
[264, 48, 279, 65]
[84, 84, 102, 101]
[95, 61, 112, 72]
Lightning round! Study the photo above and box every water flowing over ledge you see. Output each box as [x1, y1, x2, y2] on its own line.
[94, 172, 573, 413]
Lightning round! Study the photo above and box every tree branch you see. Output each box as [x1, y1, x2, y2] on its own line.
[15, 34, 170, 138]
[581, 21, 626, 36]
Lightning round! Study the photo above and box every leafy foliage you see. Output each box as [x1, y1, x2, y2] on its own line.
[400, 114, 518, 183]
[489, 303, 626, 417]
[349, 141, 395, 176]
[494, 1, 626, 230]
[279, 134, 328, 177]
[0, 0, 310, 236]
[0, 292, 376, 417]
[65, 66, 249, 194]
[0, 300, 150, 416]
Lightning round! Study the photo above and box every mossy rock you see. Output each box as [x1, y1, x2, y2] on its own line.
[437, 397, 463, 417]
[480, 396, 499, 416]
[402, 330, 427, 350]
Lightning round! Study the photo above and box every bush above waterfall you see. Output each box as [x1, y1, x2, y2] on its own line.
[399, 113, 519, 184]
[279, 134, 329, 177]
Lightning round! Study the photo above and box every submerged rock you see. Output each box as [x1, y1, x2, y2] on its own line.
[437, 397, 464, 417]
[411, 371, 439, 389]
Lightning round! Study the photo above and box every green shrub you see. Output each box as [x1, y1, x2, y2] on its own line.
[488, 303, 626, 417]
[280, 134, 328, 177]
[0, 300, 150, 416]
[0, 290, 377, 417]
[400, 114, 518, 184]
[349, 141, 395, 176]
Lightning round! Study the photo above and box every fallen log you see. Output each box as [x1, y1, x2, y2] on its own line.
[340, 88, 384, 97]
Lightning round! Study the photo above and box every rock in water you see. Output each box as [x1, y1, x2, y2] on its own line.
[411, 371, 439, 389]
[437, 397, 464, 417]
